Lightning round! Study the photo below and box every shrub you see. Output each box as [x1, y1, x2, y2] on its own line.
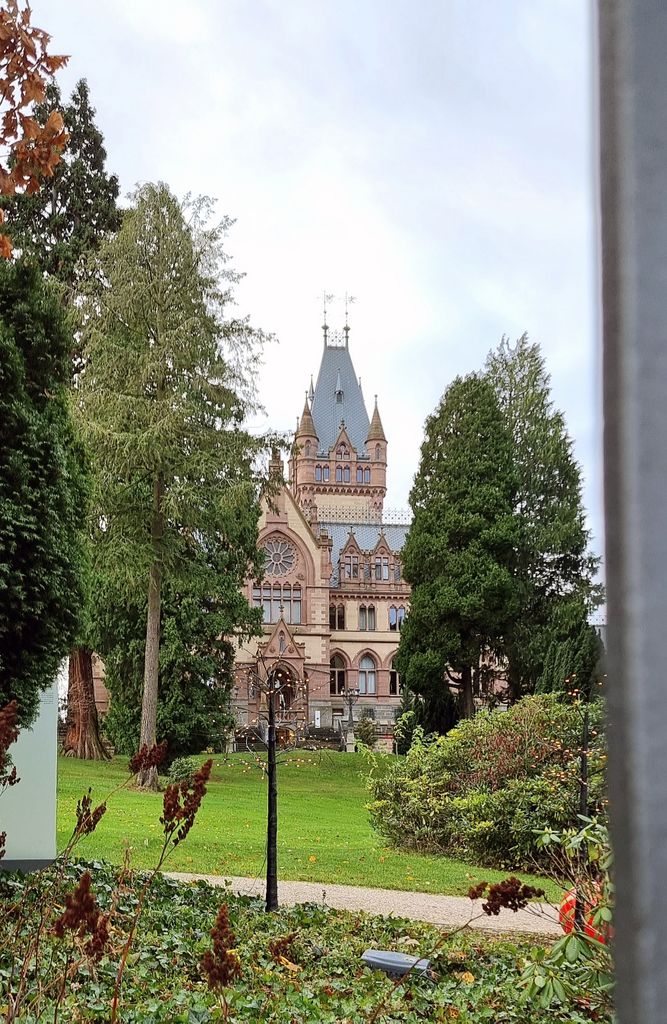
[355, 709, 377, 750]
[168, 756, 199, 783]
[368, 694, 606, 869]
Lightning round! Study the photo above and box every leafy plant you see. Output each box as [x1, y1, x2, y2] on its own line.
[168, 755, 199, 783]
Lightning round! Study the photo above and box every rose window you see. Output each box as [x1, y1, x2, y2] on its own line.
[263, 538, 296, 576]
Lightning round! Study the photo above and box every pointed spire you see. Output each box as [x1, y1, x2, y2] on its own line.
[366, 395, 386, 442]
[296, 393, 318, 439]
[308, 376, 314, 405]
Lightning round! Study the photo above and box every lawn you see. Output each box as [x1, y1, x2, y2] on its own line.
[57, 751, 559, 899]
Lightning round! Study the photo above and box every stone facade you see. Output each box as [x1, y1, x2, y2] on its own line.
[233, 327, 410, 742]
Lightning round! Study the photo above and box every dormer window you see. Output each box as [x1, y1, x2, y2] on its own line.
[336, 389, 343, 403]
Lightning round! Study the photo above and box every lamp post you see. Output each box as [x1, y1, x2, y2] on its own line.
[242, 660, 306, 912]
[343, 685, 360, 753]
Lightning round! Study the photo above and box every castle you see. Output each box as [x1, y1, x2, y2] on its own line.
[232, 321, 411, 746]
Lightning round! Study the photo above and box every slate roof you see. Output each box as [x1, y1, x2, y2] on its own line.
[310, 341, 370, 454]
[321, 521, 410, 586]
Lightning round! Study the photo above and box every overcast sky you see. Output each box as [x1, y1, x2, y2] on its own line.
[42, 1, 601, 551]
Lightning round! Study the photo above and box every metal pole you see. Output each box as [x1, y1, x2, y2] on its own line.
[598, 2, 667, 1018]
[266, 679, 278, 912]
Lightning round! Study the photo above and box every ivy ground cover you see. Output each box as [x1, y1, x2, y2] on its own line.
[0, 863, 607, 1023]
[57, 753, 558, 899]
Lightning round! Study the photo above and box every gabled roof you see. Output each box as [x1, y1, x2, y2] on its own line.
[323, 522, 410, 586]
[310, 340, 370, 454]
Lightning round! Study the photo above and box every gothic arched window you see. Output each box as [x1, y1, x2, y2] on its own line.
[389, 658, 400, 695]
[315, 465, 322, 481]
[375, 444, 381, 460]
[330, 655, 346, 695]
[364, 468, 371, 483]
[359, 655, 377, 695]
[356, 466, 363, 483]
[305, 441, 311, 456]
[343, 466, 350, 483]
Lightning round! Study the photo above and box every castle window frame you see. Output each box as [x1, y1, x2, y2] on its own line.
[253, 583, 301, 624]
[330, 655, 346, 695]
[389, 605, 397, 631]
[330, 603, 345, 630]
[343, 466, 350, 483]
[305, 441, 311, 457]
[364, 467, 371, 483]
[344, 554, 359, 580]
[375, 556, 390, 581]
[359, 604, 366, 630]
[315, 465, 322, 481]
[356, 466, 363, 483]
[389, 658, 400, 696]
[358, 654, 377, 695]
[336, 466, 343, 483]
[375, 444, 381, 460]
[323, 465, 330, 481]
[367, 604, 376, 630]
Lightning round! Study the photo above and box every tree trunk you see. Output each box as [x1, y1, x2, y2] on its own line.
[266, 685, 279, 912]
[137, 475, 164, 791]
[63, 646, 110, 760]
[460, 665, 475, 718]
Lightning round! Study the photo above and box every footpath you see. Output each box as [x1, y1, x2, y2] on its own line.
[166, 872, 561, 936]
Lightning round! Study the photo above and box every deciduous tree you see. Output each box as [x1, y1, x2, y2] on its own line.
[76, 183, 271, 788]
[396, 375, 519, 725]
[0, 0, 68, 256]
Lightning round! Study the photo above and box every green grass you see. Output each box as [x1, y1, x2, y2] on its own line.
[57, 751, 560, 900]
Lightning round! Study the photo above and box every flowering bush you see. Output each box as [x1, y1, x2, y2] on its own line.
[368, 695, 606, 868]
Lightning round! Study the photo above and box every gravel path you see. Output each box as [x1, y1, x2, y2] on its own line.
[166, 872, 561, 936]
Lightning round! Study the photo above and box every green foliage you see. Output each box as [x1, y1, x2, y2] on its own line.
[97, 483, 263, 758]
[396, 374, 519, 725]
[355, 709, 377, 749]
[168, 756, 200, 783]
[522, 819, 614, 1014]
[76, 183, 271, 752]
[485, 336, 602, 698]
[368, 695, 607, 869]
[537, 621, 605, 700]
[0, 259, 86, 726]
[0, 863, 609, 1023]
[4, 79, 121, 290]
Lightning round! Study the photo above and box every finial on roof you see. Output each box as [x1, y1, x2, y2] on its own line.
[296, 393, 318, 439]
[321, 290, 334, 346]
[367, 397, 386, 443]
[344, 292, 355, 348]
[308, 376, 314, 404]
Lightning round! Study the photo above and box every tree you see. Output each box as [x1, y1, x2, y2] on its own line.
[0, 259, 86, 727]
[5, 77, 121, 759]
[76, 183, 270, 788]
[537, 622, 605, 701]
[96, 483, 264, 759]
[5, 78, 121, 289]
[396, 374, 519, 724]
[0, 0, 69, 256]
[485, 335, 602, 699]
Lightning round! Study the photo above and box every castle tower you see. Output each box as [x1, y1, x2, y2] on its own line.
[291, 323, 387, 523]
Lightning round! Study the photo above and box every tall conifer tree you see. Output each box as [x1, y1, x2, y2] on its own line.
[396, 375, 519, 724]
[485, 335, 601, 699]
[76, 183, 269, 788]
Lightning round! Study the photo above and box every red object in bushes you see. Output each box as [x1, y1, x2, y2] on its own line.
[559, 887, 611, 944]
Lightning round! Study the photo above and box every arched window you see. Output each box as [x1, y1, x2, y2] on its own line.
[364, 468, 371, 483]
[356, 466, 363, 483]
[359, 655, 376, 695]
[367, 605, 376, 630]
[335, 466, 343, 482]
[359, 605, 366, 630]
[397, 606, 405, 630]
[305, 441, 311, 457]
[330, 655, 346, 695]
[343, 466, 350, 483]
[329, 603, 345, 630]
[389, 658, 400, 696]
[375, 444, 381, 460]
[315, 465, 322, 481]
[323, 465, 330, 481]
[389, 605, 398, 631]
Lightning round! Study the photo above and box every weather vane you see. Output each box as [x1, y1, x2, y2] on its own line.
[344, 291, 356, 326]
[320, 291, 335, 326]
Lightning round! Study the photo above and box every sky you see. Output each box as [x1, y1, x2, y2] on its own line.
[40, 1, 601, 551]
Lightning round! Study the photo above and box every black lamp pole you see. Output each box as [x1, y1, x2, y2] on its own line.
[266, 674, 278, 912]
